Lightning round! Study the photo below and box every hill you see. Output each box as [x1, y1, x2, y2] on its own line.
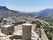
[0, 6, 22, 18]
[25, 9, 53, 22]
[38, 9, 53, 18]
[0, 6, 36, 23]
[37, 9, 53, 22]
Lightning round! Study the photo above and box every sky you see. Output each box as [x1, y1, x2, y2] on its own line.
[0, 0, 53, 12]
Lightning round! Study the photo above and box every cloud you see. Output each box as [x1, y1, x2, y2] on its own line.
[16, 7, 42, 12]
[7, 5, 43, 12]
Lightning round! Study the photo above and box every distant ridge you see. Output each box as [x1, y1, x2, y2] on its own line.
[0, 6, 9, 10]
[0, 6, 23, 18]
[38, 9, 53, 17]
[0, 6, 53, 20]
[25, 8, 53, 18]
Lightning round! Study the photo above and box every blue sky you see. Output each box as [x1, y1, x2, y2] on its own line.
[0, 0, 53, 12]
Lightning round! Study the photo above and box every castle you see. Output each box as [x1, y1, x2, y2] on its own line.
[0, 18, 48, 40]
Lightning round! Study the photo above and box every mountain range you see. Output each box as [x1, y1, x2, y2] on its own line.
[21, 8, 53, 22]
[25, 9, 53, 19]
[0, 6, 53, 20]
[0, 6, 25, 18]
[0, 6, 36, 23]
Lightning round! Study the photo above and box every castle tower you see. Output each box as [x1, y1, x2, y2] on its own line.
[22, 23, 32, 40]
[1, 24, 14, 35]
